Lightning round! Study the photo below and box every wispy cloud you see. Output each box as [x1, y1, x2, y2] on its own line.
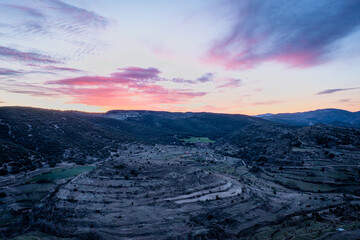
[0, 66, 80, 79]
[48, 0, 109, 29]
[2, 0, 109, 36]
[251, 100, 283, 106]
[33, 65, 84, 73]
[0, 67, 22, 76]
[206, 0, 360, 69]
[316, 87, 359, 95]
[0, 0, 110, 63]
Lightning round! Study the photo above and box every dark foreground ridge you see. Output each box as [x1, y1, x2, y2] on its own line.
[0, 106, 359, 239]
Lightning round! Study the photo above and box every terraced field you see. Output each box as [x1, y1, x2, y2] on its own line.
[27, 145, 351, 239]
[0, 142, 359, 239]
[180, 137, 215, 143]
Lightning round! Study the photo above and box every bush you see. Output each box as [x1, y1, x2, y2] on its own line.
[249, 166, 262, 173]
[0, 168, 8, 176]
[130, 169, 138, 177]
[10, 166, 20, 174]
[114, 164, 126, 170]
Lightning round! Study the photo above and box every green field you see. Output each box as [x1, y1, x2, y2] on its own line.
[292, 147, 319, 152]
[181, 137, 215, 143]
[27, 166, 94, 183]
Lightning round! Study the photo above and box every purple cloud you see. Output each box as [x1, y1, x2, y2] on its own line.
[217, 78, 242, 88]
[316, 87, 359, 95]
[207, 0, 360, 69]
[8, 89, 59, 97]
[196, 73, 213, 83]
[114, 67, 161, 81]
[0, 46, 58, 64]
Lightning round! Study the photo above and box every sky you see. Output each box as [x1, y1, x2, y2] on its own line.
[0, 0, 359, 115]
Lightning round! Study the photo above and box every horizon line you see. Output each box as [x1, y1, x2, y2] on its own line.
[0, 105, 358, 116]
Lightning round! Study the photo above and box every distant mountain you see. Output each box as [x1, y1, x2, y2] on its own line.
[256, 108, 360, 128]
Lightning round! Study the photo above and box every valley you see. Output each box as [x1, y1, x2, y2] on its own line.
[0, 107, 359, 239]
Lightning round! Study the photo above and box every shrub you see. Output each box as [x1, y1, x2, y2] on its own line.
[36, 179, 51, 184]
[130, 169, 138, 177]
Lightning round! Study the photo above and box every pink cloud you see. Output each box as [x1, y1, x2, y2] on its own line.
[151, 46, 174, 58]
[63, 84, 206, 109]
[44, 67, 208, 108]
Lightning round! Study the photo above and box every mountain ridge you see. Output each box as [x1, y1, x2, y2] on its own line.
[255, 108, 360, 128]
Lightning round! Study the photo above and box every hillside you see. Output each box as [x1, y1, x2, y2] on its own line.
[0, 107, 276, 174]
[0, 107, 131, 173]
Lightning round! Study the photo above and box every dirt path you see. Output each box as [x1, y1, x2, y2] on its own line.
[164, 176, 242, 204]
